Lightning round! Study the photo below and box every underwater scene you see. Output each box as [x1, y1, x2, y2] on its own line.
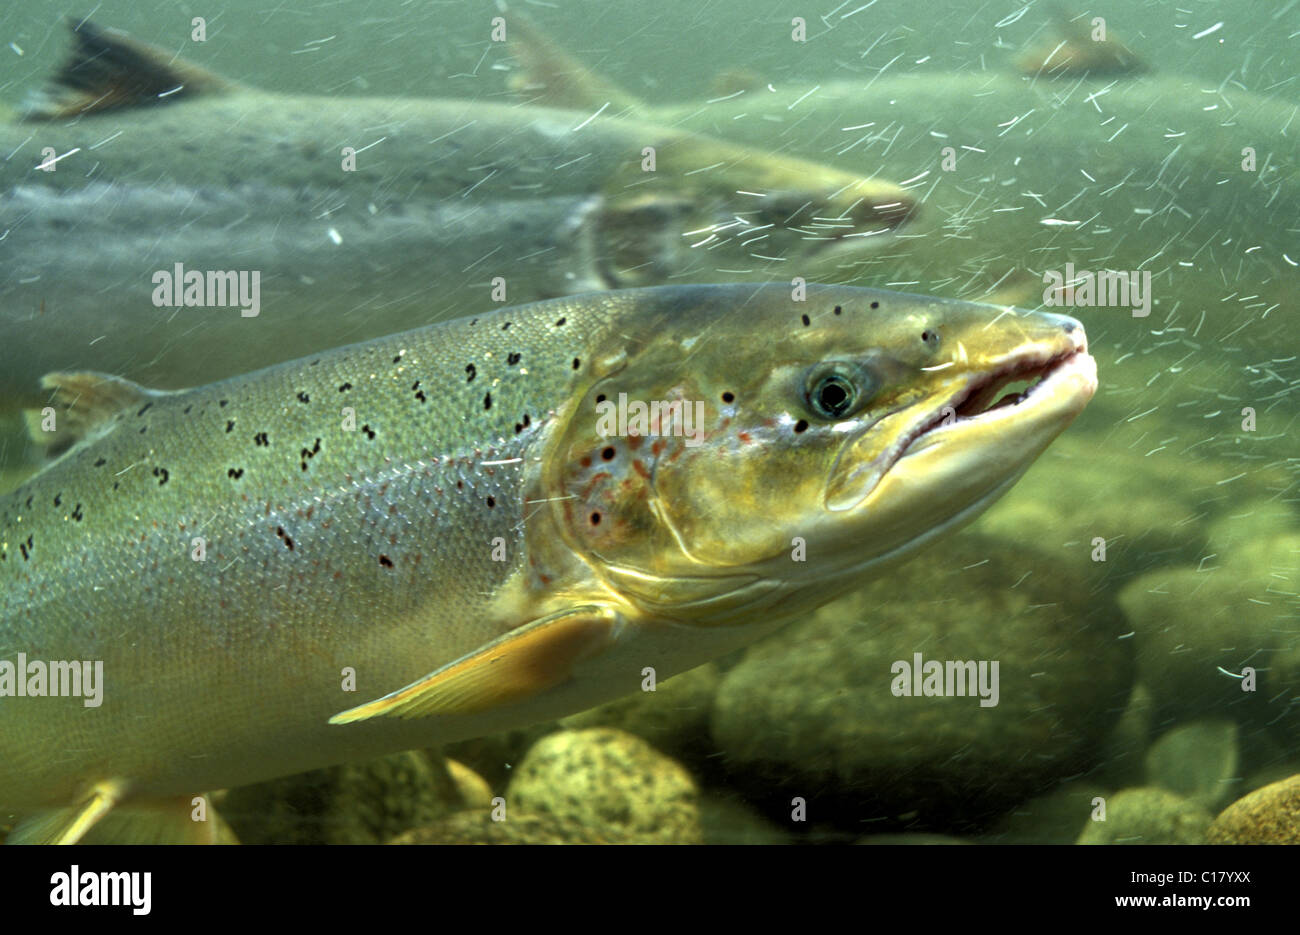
[0, 0, 1296, 848]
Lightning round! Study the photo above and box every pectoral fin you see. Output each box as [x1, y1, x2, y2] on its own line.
[6, 778, 125, 844]
[329, 605, 623, 724]
[5, 782, 236, 845]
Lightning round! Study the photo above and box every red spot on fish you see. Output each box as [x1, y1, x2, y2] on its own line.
[580, 455, 592, 468]
[632, 459, 650, 479]
[738, 431, 752, 443]
[627, 434, 643, 450]
[581, 471, 611, 501]
[651, 439, 665, 457]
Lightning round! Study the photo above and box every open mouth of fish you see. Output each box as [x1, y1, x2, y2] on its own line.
[911, 340, 1093, 444]
[827, 328, 1096, 513]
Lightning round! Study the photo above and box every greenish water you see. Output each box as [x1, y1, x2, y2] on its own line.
[1, 0, 1297, 844]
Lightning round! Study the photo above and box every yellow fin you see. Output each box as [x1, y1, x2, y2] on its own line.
[23, 18, 235, 121]
[7, 791, 238, 845]
[504, 9, 643, 113]
[6, 778, 126, 844]
[24, 370, 179, 458]
[82, 797, 239, 844]
[330, 605, 622, 723]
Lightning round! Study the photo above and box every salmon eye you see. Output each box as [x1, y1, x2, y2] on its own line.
[813, 375, 854, 417]
[801, 363, 858, 421]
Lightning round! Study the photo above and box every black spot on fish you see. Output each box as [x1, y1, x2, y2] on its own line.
[555, 317, 567, 327]
[254, 432, 269, 447]
[228, 468, 244, 479]
[801, 314, 811, 326]
[275, 526, 294, 550]
[71, 503, 84, 521]
[486, 496, 495, 508]
[361, 424, 376, 440]
[139, 426, 147, 434]
[722, 391, 735, 403]
[601, 447, 615, 461]
[502, 322, 511, 331]
[310, 359, 320, 367]
[152, 467, 169, 486]
[870, 301, 879, 309]
[794, 419, 809, 433]
[378, 554, 394, 568]
[596, 394, 606, 404]
[93, 457, 106, 467]
[484, 392, 492, 411]
[220, 399, 229, 407]
[393, 352, 404, 363]
[226, 420, 235, 433]
[137, 402, 153, 416]
[833, 305, 842, 315]
[300, 437, 322, 471]
[53, 493, 61, 507]
[573, 357, 581, 370]
[590, 512, 601, 526]
[507, 352, 521, 365]
[297, 391, 310, 404]
[466, 363, 477, 383]
[413, 380, 427, 403]
[184, 405, 192, 414]
[338, 382, 352, 393]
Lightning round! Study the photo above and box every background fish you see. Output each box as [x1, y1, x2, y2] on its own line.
[0, 283, 1094, 842]
[0, 19, 916, 400]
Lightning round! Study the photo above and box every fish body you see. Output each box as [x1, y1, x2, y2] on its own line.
[0, 20, 916, 397]
[0, 283, 1095, 842]
[507, 20, 1297, 311]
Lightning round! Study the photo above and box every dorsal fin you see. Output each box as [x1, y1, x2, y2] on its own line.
[1016, 4, 1148, 77]
[22, 18, 234, 121]
[504, 8, 644, 114]
[24, 371, 179, 457]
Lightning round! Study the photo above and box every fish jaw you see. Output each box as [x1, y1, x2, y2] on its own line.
[825, 310, 1094, 511]
[824, 316, 1095, 569]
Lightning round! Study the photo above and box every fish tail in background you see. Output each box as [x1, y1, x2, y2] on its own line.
[21, 16, 236, 120]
